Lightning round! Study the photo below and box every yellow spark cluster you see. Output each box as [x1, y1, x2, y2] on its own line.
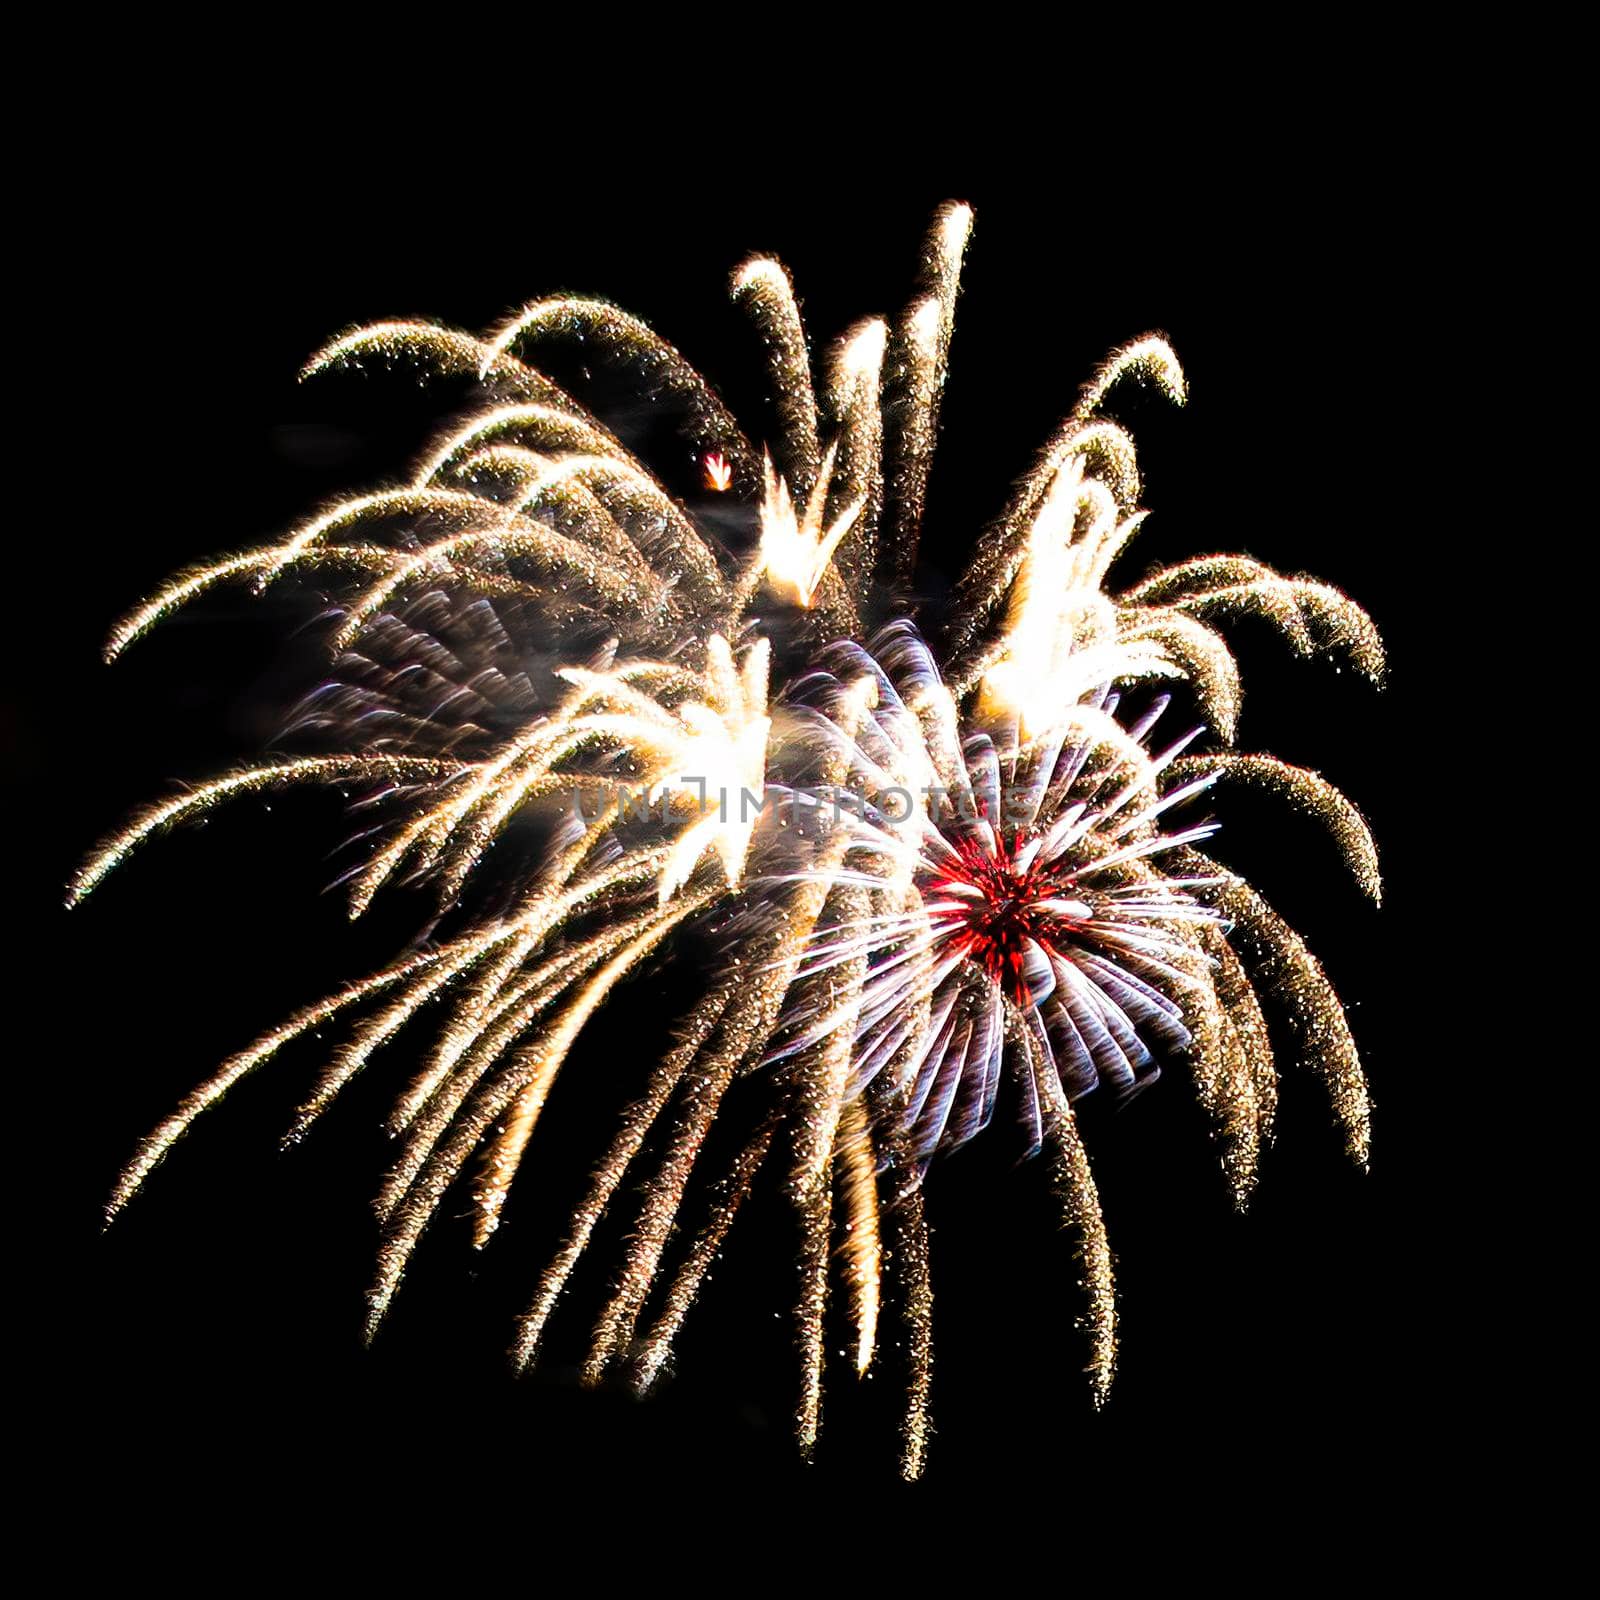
[79, 203, 1382, 1482]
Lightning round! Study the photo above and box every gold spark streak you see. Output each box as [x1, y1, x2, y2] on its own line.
[1121, 612, 1242, 742]
[828, 317, 888, 597]
[1076, 335, 1188, 420]
[342, 744, 532, 920]
[886, 201, 971, 582]
[1167, 579, 1386, 683]
[579, 997, 749, 1383]
[383, 905, 573, 1139]
[358, 769, 581, 926]
[1178, 848, 1371, 1167]
[302, 321, 590, 416]
[110, 539, 569, 666]
[375, 932, 646, 1223]
[791, 903, 871, 1190]
[292, 849, 676, 1143]
[104, 545, 446, 662]
[338, 680, 673, 919]
[1168, 754, 1381, 903]
[1116, 549, 1385, 680]
[258, 485, 562, 594]
[69, 756, 459, 905]
[107, 947, 448, 1223]
[1207, 927, 1278, 1159]
[1016, 1004, 1117, 1406]
[630, 1120, 778, 1394]
[883, 1143, 934, 1482]
[510, 986, 731, 1370]
[581, 684, 877, 1381]
[574, 835, 863, 1378]
[1174, 937, 1263, 1210]
[507, 451, 732, 610]
[949, 420, 1143, 659]
[733, 257, 821, 499]
[284, 935, 509, 1146]
[836, 1096, 882, 1377]
[472, 884, 719, 1245]
[451, 445, 662, 589]
[346, 638, 762, 925]
[793, 896, 869, 1457]
[411, 402, 634, 487]
[364, 912, 682, 1335]
[1122, 553, 1290, 604]
[326, 517, 641, 650]
[479, 297, 757, 479]
[790, 1017, 851, 1459]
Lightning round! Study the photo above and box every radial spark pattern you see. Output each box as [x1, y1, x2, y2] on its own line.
[77, 203, 1382, 1478]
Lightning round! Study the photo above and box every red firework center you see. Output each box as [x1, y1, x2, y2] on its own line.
[926, 829, 1095, 1006]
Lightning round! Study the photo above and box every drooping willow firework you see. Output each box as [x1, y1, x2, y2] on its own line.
[75, 203, 1382, 1478]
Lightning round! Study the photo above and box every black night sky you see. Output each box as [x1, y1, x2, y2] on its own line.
[23, 101, 1473, 1545]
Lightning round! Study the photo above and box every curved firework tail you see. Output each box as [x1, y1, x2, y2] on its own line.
[73, 203, 1382, 1479]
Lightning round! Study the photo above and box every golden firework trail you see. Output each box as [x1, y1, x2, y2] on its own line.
[78, 201, 1382, 1480]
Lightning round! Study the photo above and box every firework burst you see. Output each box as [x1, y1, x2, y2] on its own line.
[75, 203, 1382, 1478]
